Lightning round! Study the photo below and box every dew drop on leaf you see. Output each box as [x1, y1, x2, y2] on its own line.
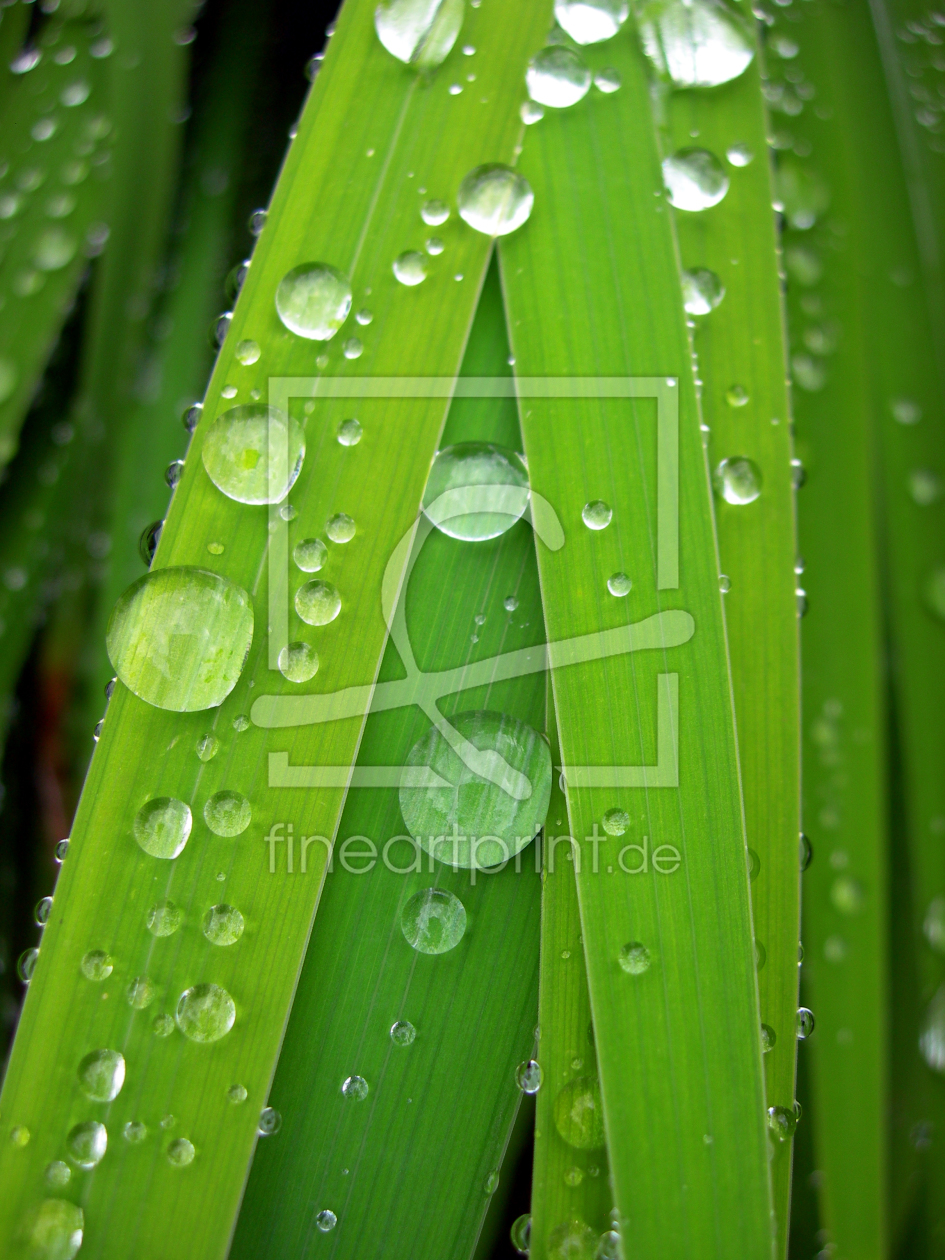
[637, 0, 753, 86]
[258, 1107, 282, 1135]
[714, 457, 762, 505]
[554, 0, 628, 43]
[295, 580, 341, 625]
[203, 904, 245, 946]
[393, 251, 428, 286]
[166, 1138, 195, 1166]
[204, 791, 252, 837]
[201, 405, 305, 505]
[457, 165, 534, 237]
[77, 1049, 125, 1102]
[662, 149, 729, 211]
[176, 983, 236, 1043]
[582, 499, 612, 530]
[23, 1199, 83, 1260]
[80, 950, 113, 980]
[526, 46, 591, 108]
[391, 1019, 417, 1046]
[423, 443, 530, 541]
[681, 267, 724, 315]
[275, 263, 351, 339]
[618, 942, 651, 974]
[278, 641, 319, 683]
[67, 1121, 107, 1168]
[342, 1074, 369, 1100]
[133, 797, 192, 859]
[147, 900, 182, 937]
[337, 418, 363, 446]
[400, 888, 467, 953]
[374, 0, 464, 68]
[553, 1077, 606, 1149]
[516, 1059, 543, 1093]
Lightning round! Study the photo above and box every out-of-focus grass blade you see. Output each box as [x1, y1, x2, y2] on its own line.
[0, 1, 30, 117]
[0, 20, 108, 465]
[232, 259, 543, 1260]
[769, 1, 892, 1254]
[662, 43, 801, 1254]
[501, 28, 772, 1260]
[0, 0, 551, 1254]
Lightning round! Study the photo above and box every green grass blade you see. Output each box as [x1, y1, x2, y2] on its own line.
[770, 2, 894, 1253]
[0, 1, 551, 1253]
[231, 258, 544, 1260]
[0, 20, 108, 466]
[500, 29, 772, 1259]
[0, 2, 30, 118]
[662, 47, 802, 1255]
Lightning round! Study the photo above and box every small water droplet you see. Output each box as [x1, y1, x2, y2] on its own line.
[527, 45, 592, 109]
[126, 976, 156, 1009]
[553, 1077, 605, 1149]
[45, 1160, 71, 1186]
[554, 0, 629, 42]
[504, 595, 519, 611]
[133, 797, 193, 859]
[391, 1019, 417, 1046]
[342, 336, 363, 359]
[421, 198, 450, 226]
[165, 459, 185, 489]
[800, 832, 813, 871]
[167, 1138, 195, 1166]
[909, 468, 943, 506]
[392, 251, 428, 286]
[727, 142, 754, 166]
[326, 512, 356, 543]
[258, 1107, 282, 1135]
[521, 99, 545, 123]
[747, 848, 760, 881]
[34, 896, 53, 927]
[203, 904, 245, 946]
[663, 149, 729, 210]
[77, 1049, 125, 1102]
[147, 900, 182, 937]
[797, 1007, 815, 1039]
[316, 1209, 337, 1232]
[400, 888, 467, 953]
[123, 1121, 148, 1144]
[595, 66, 622, 92]
[755, 939, 767, 970]
[204, 791, 252, 837]
[275, 263, 351, 339]
[719, 574, 731, 593]
[607, 572, 632, 597]
[423, 443, 530, 540]
[767, 1105, 797, 1141]
[342, 1074, 369, 1100]
[775, 162, 829, 230]
[374, 0, 463, 67]
[458, 165, 534, 236]
[160, 1115, 176, 1131]
[602, 807, 629, 836]
[278, 641, 320, 683]
[484, 1169, 500, 1194]
[618, 942, 651, 974]
[176, 983, 236, 1043]
[682, 267, 725, 314]
[924, 897, 945, 953]
[235, 339, 260, 366]
[139, 519, 163, 566]
[582, 499, 612, 530]
[208, 541, 225, 555]
[316, 353, 329, 369]
[248, 208, 268, 236]
[510, 1213, 531, 1255]
[563, 1165, 584, 1187]
[516, 1059, 543, 1093]
[55, 839, 70, 862]
[638, 0, 753, 86]
[561, 949, 571, 959]
[293, 538, 328, 574]
[336, 418, 363, 449]
[761, 1023, 777, 1053]
[228, 1084, 248, 1104]
[196, 733, 220, 762]
[232, 714, 250, 732]
[714, 456, 761, 505]
[80, 949, 113, 980]
[296, 580, 341, 625]
[153, 1013, 175, 1037]
[920, 985, 945, 1072]
[425, 236, 445, 257]
[67, 1121, 107, 1168]
[201, 405, 305, 505]
[23, 1199, 84, 1259]
[830, 875, 864, 914]
[891, 397, 921, 425]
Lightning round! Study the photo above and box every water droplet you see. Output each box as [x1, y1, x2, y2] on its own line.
[392, 250, 428, 286]
[292, 538, 328, 576]
[719, 574, 731, 593]
[516, 1059, 543, 1093]
[77, 1049, 125, 1102]
[521, 99, 545, 122]
[595, 66, 622, 91]
[232, 714, 250, 732]
[920, 985, 945, 1073]
[924, 897, 945, 953]
[165, 459, 185, 489]
[504, 595, 519, 612]
[766, 1105, 797, 1141]
[891, 397, 921, 425]
[800, 832, 812, 871]
[182, 402, 203, 434]
[258, 1107, 282, 1135]
[343, 336, 363, 359]
[774, 162, 829, 230]
[662, 149, 729, 210]
[400, 711, 551, 868]
[126, 976, 156, 1009]
[602, 807, 629, 836]
[34, 896, 53, 927]
[123, 1121, 148, 1144]
[423, 442, 530, 541]
[561, 949, 571, 959]
[342, 1074, 369, 1100]
[597, 1228, 623, 1260]
[795, 588, 808, 617]
[153, 1013, 174, 1037]
[796, 1007, 815, 1039]
[228, 1084, 248, 1104]
[133, 797, 193, 860]
[761, 1023, 777, 1053]
[139, 520, 163, 567]
[554, 1077, 605, 1149]
[391, 1019, 417, 1046]
[45, 1160, 71, 1186]
[33, 226, 77, 272]
[458, 165, 534, 236]
[203, 904, 245, 946]
[755, 940, 766, 970]
[275, 263, 351, 339]
[201, 404, 305, 506]
[638, 0, 754, 86]
[278, 641, 319, 683]
[925, 567, 945, 621]
[909, 468, 942, 506]
[399, 888, 467, 954]
[23, 1199, 83, 1259]
[235, 339, 260, 366]
[726, 384, 750, 409]
[374, 0, 463, 67]
[618, 942, 651, 974]
[421, 198, 450, 226]
[196, 733, 220, 763]
[793, 355, 827, 392]
[147, 900, 182, 937]
[326, 512, 356, 543]
[167, 1137, 195, 1166]
[316, 1209, 338, 1232]
[296, 579, 341, 626]
[204, 790, 252, 837]
[727, 142, 754, 166]
[714, 456, 762, 505]
[747, 848, 760, 882]
[607, 572, 632, 597]
[425, 236, 445, 256]
[526, 46, 592, 108]
[483, 1168, 500, 1195]
[80, 950, 113, 981]
[107, 567, 254, 713]
[160, 1115, 177, 1131]
[682, 267, 725, 314]
[176, 983, 236, 1042]
[830, 875, 864, 915]
[582, 499, 612, 530]
[553, 0, 629, 42]
[563, 1165, 584, 1187]
[511, 1213, 531, 1255]
[67, 1121, 107, 1168]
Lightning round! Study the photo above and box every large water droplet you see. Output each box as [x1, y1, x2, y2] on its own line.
[167, 1138, 195, 1166]
[133, 797, 192, 860]
[582, 499, 612, 530]
[682, 267, 724, 315]
[204, 791, 252, 837]
[342, 1074, 369, 1100]
[714, 456, 762, 505]
[400, 711, 552, 868]
[637, 0, 754, 87]
[278, 641, 319, 682]
[296, 579, 341, 625]
[457, 165, 534, 236]
[618, 942, 651, 974]
[607, 573, 632, 597]
[920, 985, 945, 1073]
[176, 983, 236, 1043]
[391, 1019, 417, 1046]
[67, 1121, 107, 1168]
[516, 1059, 542, 1093]
[80, 950, 113, 980]
[393, 251, 428, 286]
[24, 1199, 84, 1260]
[147, 901, 182, 936]
[77, 1049, 125, 1102]
[293, 538, 328, 572]
[774, 163, 829, 230]
[107, 567, 254, 712]
[326, 512, 356, 543]
[663, 149, 729, 211]
[201, 405, 304, 505]
[527, 46, 592, 108]
[422, 442, 530, 541]
[275, 263, 351, 339]
[554, 1077, 605, 1149]
[511, 1213, 531, 1255]
[374, 0, 464, 68]
[554, 0, 628, 43]
[401, 888, 467, 953]
[203, 904, 245, 945]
